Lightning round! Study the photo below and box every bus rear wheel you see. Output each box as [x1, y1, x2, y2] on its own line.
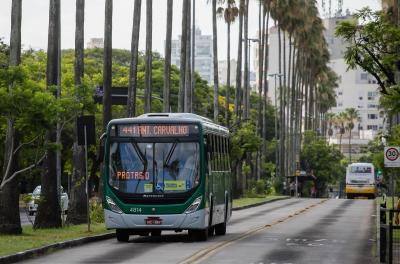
[116, 229, 130, 242]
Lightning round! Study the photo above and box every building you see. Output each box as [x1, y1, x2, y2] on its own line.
[266, 16, 386, 158]
[171, 28, 213, 84]
[218, 59, 237, 86]
[324, 16, 386, 156]
[87, 38, 104, 49]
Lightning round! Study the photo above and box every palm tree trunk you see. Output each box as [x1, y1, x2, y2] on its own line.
[191, 0, 195, 112]
[163, 0, 173, 113]
[178, 0, 188, 112]
[243, 0, 249, 120]
[103, 0, 113, 126]
[212, 0, 219, 122]
[35, 0, 62, 229]
[144, 0, 152, 113]
[235, 2, 243, 121]
[127, 0, 141, 117]
[184, 0, 191, 112]
[226, 20, 231, 126]
[0, 0, 22, 234]
[349, 129, 352, 163]
[67, 0, 87, 225]
[262, 4, 270, 143]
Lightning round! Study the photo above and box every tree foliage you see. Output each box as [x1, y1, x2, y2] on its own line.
[300, 131, 345, 195]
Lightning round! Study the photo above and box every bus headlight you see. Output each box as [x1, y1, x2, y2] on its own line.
[106, 196, 123, 214]
[184, 196, 202, 214]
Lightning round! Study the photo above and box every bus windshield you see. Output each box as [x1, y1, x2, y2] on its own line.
[109, 141, 200, 194]
[349, 166, 372, 174]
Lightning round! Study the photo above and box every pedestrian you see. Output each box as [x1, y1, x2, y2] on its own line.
[290, 181, 295, 197]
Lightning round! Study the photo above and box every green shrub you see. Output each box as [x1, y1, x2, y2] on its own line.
[90, 199, 104, 223]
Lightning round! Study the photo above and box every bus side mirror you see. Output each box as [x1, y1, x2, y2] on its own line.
[99, 133, 107, 163]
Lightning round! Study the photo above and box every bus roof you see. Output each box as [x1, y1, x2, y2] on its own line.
[108, 113, 229, 135]
[348, 163, 374, 167]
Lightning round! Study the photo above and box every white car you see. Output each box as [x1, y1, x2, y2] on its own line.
[27, 185, 69, 216]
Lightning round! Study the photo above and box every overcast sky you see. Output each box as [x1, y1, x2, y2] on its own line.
[0, 0, 382, 62]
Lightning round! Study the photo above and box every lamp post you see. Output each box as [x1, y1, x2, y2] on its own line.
[268, 73, 283, 181]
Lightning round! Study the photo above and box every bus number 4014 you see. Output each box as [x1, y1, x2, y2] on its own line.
[130, 207, 142, 213]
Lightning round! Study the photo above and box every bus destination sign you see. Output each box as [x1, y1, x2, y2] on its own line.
[117, 124, 196, 137]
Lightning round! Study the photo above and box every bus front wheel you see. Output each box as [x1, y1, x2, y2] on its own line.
[116, 229, 130, 242]
[188, 228, 208, 241]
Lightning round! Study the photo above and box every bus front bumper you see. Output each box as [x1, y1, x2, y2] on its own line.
[104, 209, 209, 230]
[345, 185, 375, 194]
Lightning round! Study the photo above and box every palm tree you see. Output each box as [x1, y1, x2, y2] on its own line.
[178, 0, 188, 112]
[35, 0, 62, 229]
[67, 0, 87, 225]
[0, 0, 22, 234]
[127, 0, 141, 117]
[222, 0, 238, 126]
[243, 0, 249, 120]
[103, 0, 113, 125]
[212, 0, 219, 122]
[184, 0, 192, 112]
[345, 108, 359, 163]
[144, 0, 152, 113]
[163, 0, 173, 113]
[235, 0, 244, 121]
[335, 112, 346, 154]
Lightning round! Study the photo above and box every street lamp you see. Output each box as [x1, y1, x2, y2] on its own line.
[268, 73, 283, 181]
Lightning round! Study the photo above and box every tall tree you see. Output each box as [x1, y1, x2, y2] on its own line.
[235, 0, 244, 121]
[163, 0, 173, 113]
[178, 0, 188, 112]
[184, 0, 192, 112]
[243, 0, 249, 120]
[0, 0, 22, 234]
[144, 0, 152, 113]
[222, 0, 238, 126]
[127, 0, 141, 117]
[67, 0, 87, 225]
[212, 0, 219, 122]
[103, 0, 112, 127]
[34, 0, 62, 229]
[345, 108, 359, 163]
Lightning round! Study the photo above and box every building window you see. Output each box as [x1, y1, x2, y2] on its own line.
[359, 96, 363, 100]
[368, 114, 378, 119]
[367, 125, 378, 130]
[337, 102, 343, 107]
[367, 104, 377, 109]
[338, 91, 343, 96]
[360, 73, 368, 80]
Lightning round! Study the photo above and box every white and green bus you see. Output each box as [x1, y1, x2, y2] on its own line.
[102, 113, 232, 242]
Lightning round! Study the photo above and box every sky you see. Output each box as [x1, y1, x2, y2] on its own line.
[0, 0, 382, 63]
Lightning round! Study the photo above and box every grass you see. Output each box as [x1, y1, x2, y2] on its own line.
[233, 195, 287, 209]
[0, 223, 111, 257]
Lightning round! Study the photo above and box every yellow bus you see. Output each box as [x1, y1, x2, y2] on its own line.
[345, 163, 376, 199]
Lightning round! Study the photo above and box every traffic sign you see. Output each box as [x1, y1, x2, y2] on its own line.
[384, 146, 400, 168]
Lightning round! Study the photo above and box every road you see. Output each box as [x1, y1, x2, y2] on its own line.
[22, 198, 376, 264]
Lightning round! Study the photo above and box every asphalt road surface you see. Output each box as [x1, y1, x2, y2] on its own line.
[22, 198, 376, 264]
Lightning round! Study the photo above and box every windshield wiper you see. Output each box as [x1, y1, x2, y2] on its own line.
[164, 140, 178, 168]
[131, 141, 148, 193]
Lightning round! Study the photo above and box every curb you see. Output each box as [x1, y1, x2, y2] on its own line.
[232, 196, 290, 211]
[0, 232, 115, 264]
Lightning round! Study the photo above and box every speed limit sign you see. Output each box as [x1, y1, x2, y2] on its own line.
[384, 146, 400, 167]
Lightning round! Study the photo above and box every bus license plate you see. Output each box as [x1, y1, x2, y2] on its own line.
[145, 217, 162, 225]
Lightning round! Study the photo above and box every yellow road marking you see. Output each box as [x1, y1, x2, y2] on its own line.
[179, 199, 328, 264]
